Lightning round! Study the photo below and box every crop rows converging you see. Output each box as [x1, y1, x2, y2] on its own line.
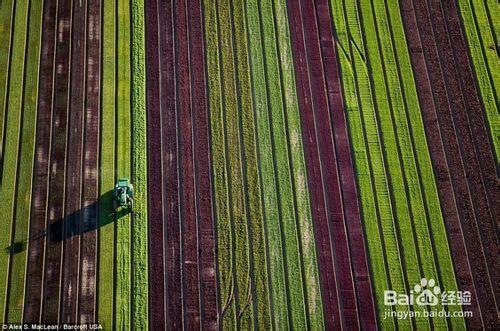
[0, 0, 497, 329]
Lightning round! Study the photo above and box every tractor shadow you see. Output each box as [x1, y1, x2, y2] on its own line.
[5, 189, 130, 254]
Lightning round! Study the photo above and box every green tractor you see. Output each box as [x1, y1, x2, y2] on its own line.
[114, 178, 134, 212]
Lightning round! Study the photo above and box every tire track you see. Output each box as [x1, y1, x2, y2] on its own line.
[78, 0, 100, 322]
[60, 0, 86, 323]
[23, 0, 57, 323]
[189, 0, 219, 328]
[41, 0, 73, 323]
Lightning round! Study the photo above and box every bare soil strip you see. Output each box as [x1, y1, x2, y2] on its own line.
[189, 0, 219, 328]
[41, 0, 72, 323]
[78, 0, 100, 322]
[400, 0, 498, 328]
[23, 0, 57, 323]
[60, 0, 87, 323]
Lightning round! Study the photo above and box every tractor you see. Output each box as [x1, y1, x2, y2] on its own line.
[114, 178, 134, 212]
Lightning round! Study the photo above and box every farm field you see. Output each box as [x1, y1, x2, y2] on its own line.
[0, 0, 497, 329]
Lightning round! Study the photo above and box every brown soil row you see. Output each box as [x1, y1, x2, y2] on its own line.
[60, 0, 87, 323]
[400, 0, 498, 328]
[41, 0, 73, 323]
[23, 0, 58, 323]
[287, 0, 377, 329]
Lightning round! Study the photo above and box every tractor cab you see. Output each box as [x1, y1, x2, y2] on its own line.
[114, 178, 134, 212]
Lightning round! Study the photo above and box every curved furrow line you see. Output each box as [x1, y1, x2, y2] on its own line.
[78, 0, 101, 322]
[23, 0, 58, 323]
[60, 0, 87, 323]
[313, 0, 377, 328]
[189, 0, 219, 328]
[286, 1, 341, 329]
[41, 0, 73, 323]
[399, 0, 483, 328]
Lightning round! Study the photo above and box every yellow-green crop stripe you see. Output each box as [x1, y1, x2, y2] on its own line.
[97, 0, 116, 328]
[131, 0, 148, 329]
[115, 0, 132, 329]
[0, 0, 29, 322]
[6, 0, 44, 322]
[0, 0, 14, 161]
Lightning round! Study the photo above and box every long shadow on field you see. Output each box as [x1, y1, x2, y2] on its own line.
[5, 190, 129, 253]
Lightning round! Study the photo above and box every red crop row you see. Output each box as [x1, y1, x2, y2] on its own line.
[400, 0, 498, 328]
[24, 0, 100, 323]
[145, 0, 217, 329]
[287, 0, 376, 329]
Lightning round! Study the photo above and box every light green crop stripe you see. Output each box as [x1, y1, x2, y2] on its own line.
[115, 0, 132, 329]
[131, 0, 148, 329]
[273, 0, 325, 328]
[98, 0, 116, 329]
[244, 0, 288, 328]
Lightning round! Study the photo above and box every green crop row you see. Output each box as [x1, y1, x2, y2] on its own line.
[203, 0, 236, 328]
[0, 0, 14, 162]
[6, 0, 44, 323]
[331, 0, 464, 328]
[259, 0, 307, 328]
[329, 0, 397, 328]
[244, 0, 287, 327]
[97, 0, 116, 329]
[115, 0, 132, 329]
[218, 0, 254, 328]
[0, 0, 29, 321]
[458, 0, 499, 163]
[130, 0, 148, 329]
[232, 0, 271, 329]
[384, 1, 464, 329]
